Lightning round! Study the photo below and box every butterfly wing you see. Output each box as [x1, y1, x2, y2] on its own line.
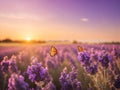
[50, 46, 57, 57]
[78, 46, 84, 52]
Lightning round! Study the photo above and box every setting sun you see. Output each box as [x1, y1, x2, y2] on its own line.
[26, 37, 31, 42]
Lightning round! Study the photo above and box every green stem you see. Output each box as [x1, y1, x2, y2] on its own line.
[3, 74, 7, 90]
[103, 69, 107, 90]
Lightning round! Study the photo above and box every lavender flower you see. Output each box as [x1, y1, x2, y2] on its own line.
[0, 56, 18, 73]
[73, 79, 82, 90]
[59, 67, 82, 90]
[98, 53, 111, 68]
[0, 56, 9, 73]
[77, 51, 91, 67]
[42, 81, 56, 90]
[45, 55, 56, 69]
[8, 73, 29, 90]
[26, 62, 51, 84]
[114, 76, 120, 89]
[45, 54, 61, 69]
[86, 65, 98, 75]
[8, 55, 18, 73]
[112, 47, 120, 59]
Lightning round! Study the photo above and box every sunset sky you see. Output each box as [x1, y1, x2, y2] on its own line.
[0, 0, 120, 42]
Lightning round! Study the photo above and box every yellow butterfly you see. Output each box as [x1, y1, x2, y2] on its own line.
[78, 46, 84, 52]
[50, 46, 57, 57]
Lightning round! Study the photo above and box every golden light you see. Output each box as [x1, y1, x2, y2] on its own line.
[26, 37, 31, 42]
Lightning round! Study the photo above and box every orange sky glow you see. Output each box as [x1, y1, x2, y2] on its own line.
[0, 0, 120, 42]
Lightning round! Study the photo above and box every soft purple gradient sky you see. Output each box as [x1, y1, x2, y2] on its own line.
[0, 0, 120, 42]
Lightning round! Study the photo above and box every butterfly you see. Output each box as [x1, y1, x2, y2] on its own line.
[78, 46, 84, 52]
[50, 46, 57, 57]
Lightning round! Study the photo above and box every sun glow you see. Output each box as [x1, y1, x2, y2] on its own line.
[26, 37, 31, 42]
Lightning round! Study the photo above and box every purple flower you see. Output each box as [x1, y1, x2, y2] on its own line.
[1, 60, 9, 73]
[73, 79, 82, 90]
[86, 65, 98, 75]
[62, 82, 73, 90]
[8, 55, 18, 73]
[112, 47, 120, 59]
[45, 57, 56, 69]
[77, 51, 91, 67]
[42, 81, 56, 90]
[45, 55, 61, 69]
[0, 56, 18, 73]
[59, 67, 82, 90]
[8, 73, 29, 90]
[26, 62, 51, 84]
[98, 54, 110, 68]
[114, 76, 120, 89]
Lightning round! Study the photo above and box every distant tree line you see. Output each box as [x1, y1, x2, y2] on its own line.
[0, 38, 120, 44]
[0, 38, 46, 43]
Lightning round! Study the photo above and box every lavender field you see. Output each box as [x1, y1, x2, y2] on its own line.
[0, 43, 120, 90]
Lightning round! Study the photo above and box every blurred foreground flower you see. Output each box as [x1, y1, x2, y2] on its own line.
[27, 62, 51, 82]
[8, 73, 29, 90]
[98, 53, 111, 68]
[59, 67, 82, 90]
[0, 56, 18, 74]
[42, 81, 56, 90]
[114, 76, 120, 89]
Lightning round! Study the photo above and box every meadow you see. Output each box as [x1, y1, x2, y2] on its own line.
[0, 43, 120, 90]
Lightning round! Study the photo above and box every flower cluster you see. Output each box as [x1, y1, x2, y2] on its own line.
[59, 67, 82, 90]
[86, 64, 98, 75]
[77, 51, 98, 75]
[8, 73, 29, 90]
[0, 44, 120, 90]
[98, 53, 111, 68]
[0, 56, 18, 73]
[112, 47, 120, 59]
[8, 55, 18, 73]
[114, 76, 120, 89]
[77, 51, 91, 67]
[0, 56, 9, 73]
[45, 55, 58, 69]
[26, 62, 51, 84]
[42, 81, 56, 90]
